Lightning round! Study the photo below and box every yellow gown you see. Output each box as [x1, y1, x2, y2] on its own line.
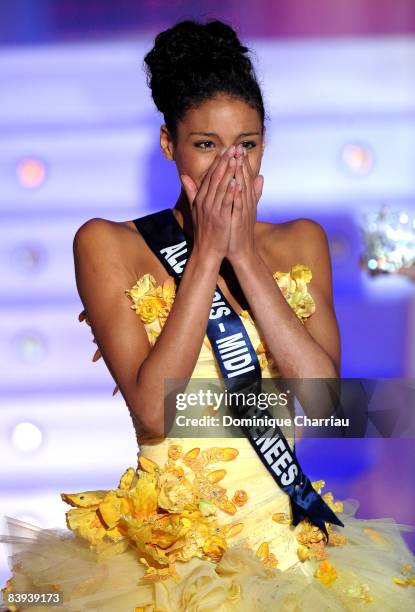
[1, 265, 415, 612]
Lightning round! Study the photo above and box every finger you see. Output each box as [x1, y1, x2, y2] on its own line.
[254, 174, 264, 201]
[240, 148, 256, 200]
[180, 174, 198, 208]
[233, 157, 244, 215]
[235, 145, 251, 194]
[206, 146, 236, 204]
[240, 155, 257, 212]
[196, 153, 222, 203]
[235, 151, 244, 185]
[220, 176, 237, 217]
[243, 148, 255, 182]
[235, 143, 243, 159]
[236, 154, 249, 213]
[204, 151, 223, 181]
[241, 152, 253, 192]
[194, 150, 227, 206]
[212, 156, 237, 212]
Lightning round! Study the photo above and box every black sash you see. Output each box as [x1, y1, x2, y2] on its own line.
[133, 208, 344, 540]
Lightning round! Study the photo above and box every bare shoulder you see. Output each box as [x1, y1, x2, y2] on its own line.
[290, 217, 331, 272]
[73, 217, 144, 276]
[73, 217, 135, 254]
[258, 217, 330, 270]
[73, 216, 173, 310]
[290, 217, 328, 241]
[74, 218, 114, 254]
[267, 216, 327, 245]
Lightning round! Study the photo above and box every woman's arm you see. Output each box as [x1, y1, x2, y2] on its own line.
[231, 219, 340, 379]
[74, 222, 218, 440]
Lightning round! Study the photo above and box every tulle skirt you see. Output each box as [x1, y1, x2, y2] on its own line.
[1, 498, 415, 611]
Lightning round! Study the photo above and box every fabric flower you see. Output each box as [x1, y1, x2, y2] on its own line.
[61, 445, 251, 580]
[295, 482, 346, 563]
[273, 264, 316, 324]
[136, 295, 166, 324]
[315, 559, 338, 586]
[125, 273, 176, 327]
[126, 273, 157, 303]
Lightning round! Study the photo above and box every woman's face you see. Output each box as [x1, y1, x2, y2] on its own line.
[160, 94, 265, 190]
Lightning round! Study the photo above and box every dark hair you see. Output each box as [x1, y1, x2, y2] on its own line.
[143, 19, 266, 144]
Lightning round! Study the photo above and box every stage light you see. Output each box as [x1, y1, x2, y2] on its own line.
[16, 158, 47, 189]
[10, 244, 46, 273]
[11, 422, 43, 453]
[12, 331, 47, 364]
[341, 143, 374, 176]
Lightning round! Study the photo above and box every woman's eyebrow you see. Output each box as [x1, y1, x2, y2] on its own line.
[189, 131, 260, 137]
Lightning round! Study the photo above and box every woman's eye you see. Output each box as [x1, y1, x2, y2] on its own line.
[240, 141, 257, 150]
[194, 141, 215, 149]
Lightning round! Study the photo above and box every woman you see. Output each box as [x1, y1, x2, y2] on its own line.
[1, 19, 414, 612]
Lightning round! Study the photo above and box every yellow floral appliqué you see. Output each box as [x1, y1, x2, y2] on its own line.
[273, 264, 316, 323]
[125, 273, 176, 326]
[315, 559, 338, 587]
[253, 264, 316, 373]
[295, 480, 346, 564]
[60, 444, 255, 580]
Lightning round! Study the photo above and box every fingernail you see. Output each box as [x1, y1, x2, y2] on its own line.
[228, 145, 235, 156]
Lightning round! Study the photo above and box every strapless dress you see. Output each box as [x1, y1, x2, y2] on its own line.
[1, 265, 414, 611]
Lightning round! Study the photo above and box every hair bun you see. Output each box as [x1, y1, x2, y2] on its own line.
[199, 20, 249, 61]
[145, 19, 251, 91]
